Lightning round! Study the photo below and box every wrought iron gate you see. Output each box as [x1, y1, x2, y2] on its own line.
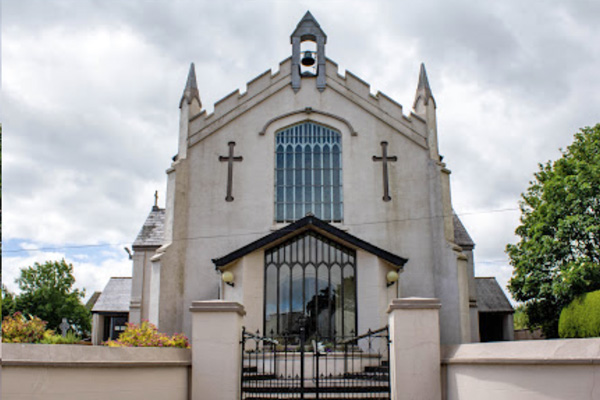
[241, 323, 391, 399]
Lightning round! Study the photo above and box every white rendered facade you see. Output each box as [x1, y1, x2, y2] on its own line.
[128, 12, 481, 344]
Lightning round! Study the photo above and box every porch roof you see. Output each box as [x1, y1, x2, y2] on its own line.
[212, 215, 408, 269]
[475, 277, 514, 313]
[92, 277, 132, 313]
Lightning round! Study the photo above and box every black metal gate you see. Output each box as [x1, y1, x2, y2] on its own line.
[241, 323, 391, 399]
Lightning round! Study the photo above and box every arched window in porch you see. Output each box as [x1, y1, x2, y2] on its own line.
[264, 231, 356, 340]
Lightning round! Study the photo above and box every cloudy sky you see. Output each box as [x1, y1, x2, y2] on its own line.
[3, 1, 599, 303]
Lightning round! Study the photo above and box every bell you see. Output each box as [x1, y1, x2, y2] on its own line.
[301, 50, 316, 67]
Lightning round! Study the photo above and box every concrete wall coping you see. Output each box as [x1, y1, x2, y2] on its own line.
[2, 343, 191, 368]
[387, 297, 441, 312]
[442, 338, 600, 365]
[189, 300, 246, 316]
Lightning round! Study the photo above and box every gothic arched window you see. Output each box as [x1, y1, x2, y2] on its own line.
[264, 231, 357, 340]
[275, 122, 343, 223]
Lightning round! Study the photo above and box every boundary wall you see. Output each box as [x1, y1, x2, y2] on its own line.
[1, 344, 191, 400]
[2, 300, 599, 400]
[442, 338, 600, 400]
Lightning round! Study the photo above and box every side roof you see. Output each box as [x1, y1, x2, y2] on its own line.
[453, 213, 475, 249]
[476, 277, 514, 313]
[212, 215, 408, 269]
[92, 277, 132, 313]
[132, 207, 165, 249]
[85, 291, 102, 310]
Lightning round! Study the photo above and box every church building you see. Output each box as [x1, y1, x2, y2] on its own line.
[92, 12, 514, 345]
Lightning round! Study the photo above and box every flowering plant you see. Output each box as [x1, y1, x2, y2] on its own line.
[2, 312, 49, 343]
[104, 320, 190, 348]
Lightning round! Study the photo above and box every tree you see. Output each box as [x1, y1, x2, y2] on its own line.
[14, 260, 91, 334]
[507, 124, 600, 337]
[2, 285, 17, 318]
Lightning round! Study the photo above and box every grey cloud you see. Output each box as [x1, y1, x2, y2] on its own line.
[3, 1, 600, 303]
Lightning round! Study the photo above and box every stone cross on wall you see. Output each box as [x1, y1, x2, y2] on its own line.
[219, 142, 243, 202]
[59, 318, 70, 337]
[372, 141, 398, 202]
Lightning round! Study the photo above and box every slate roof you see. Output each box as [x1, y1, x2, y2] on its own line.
[212, 215, 408, 268]
[453, 213, 474, 249]
[132, 207, 165, 249]
[476, 277, 514, 313]
[85, 291, 102, 310]
[92, 277, 132, 313]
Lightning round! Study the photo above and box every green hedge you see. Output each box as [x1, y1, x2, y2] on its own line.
[558, 290, 600, 338]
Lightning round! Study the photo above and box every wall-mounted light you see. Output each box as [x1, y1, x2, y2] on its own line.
[123, 247, 133, 260]
[222, 271, 235, 287]
[386, 270, 399, 287]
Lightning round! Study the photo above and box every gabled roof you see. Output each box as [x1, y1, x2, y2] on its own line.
[85, 291, 102, 310]
[212, 215, 408, 268]
[453, 213, 475, 249]
[92, 277, 132, 313]
[132, 207, 165, 249]
[476, 277, 514, 313]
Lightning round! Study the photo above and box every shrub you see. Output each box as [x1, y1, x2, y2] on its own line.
[104, 320, 190, 348]
[40, 331, 83, 344]
[513, 304, 530, 330]
[559, 290, 600, 338]
[2, 312, 49, 343]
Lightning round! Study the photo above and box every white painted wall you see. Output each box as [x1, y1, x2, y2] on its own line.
[159, 57, 468, 343]
[1, 344, 190, 400]
[442, 339, 600, 400]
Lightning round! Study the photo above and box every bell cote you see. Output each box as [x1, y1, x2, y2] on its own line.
[291, 11, 327, 92]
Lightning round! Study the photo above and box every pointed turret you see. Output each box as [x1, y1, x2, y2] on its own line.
[413, 63, 439, 161]
[180, 63, 201, 109]
[177, 63, 202, 159]
[413, 63, 435, 111]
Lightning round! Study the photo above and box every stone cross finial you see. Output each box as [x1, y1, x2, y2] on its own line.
[152, 190, 159, 211]
[59, 318, 70, 337]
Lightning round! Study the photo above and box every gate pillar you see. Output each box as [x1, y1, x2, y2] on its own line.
[387, 298, 442, 400]
[190, 301, 245, 400]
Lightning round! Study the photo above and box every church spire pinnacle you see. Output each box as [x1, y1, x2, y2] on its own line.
[413, 63, 439, 160]
[413, 63, 435, 110]
[180, 63, 201, 109]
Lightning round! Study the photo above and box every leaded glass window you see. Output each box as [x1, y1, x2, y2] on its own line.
[264, 231, 357, 340]
[275, 122, 343, 222]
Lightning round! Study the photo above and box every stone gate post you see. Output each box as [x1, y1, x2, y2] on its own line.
[190, 300, 245, 400]
[387, 297, 442, 400]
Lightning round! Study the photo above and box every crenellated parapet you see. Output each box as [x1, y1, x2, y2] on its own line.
[187, 56, 428, 149]
[324, 59, 427, 147]
[324, 59, 423, 129]
[188, 58, 293, 142]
